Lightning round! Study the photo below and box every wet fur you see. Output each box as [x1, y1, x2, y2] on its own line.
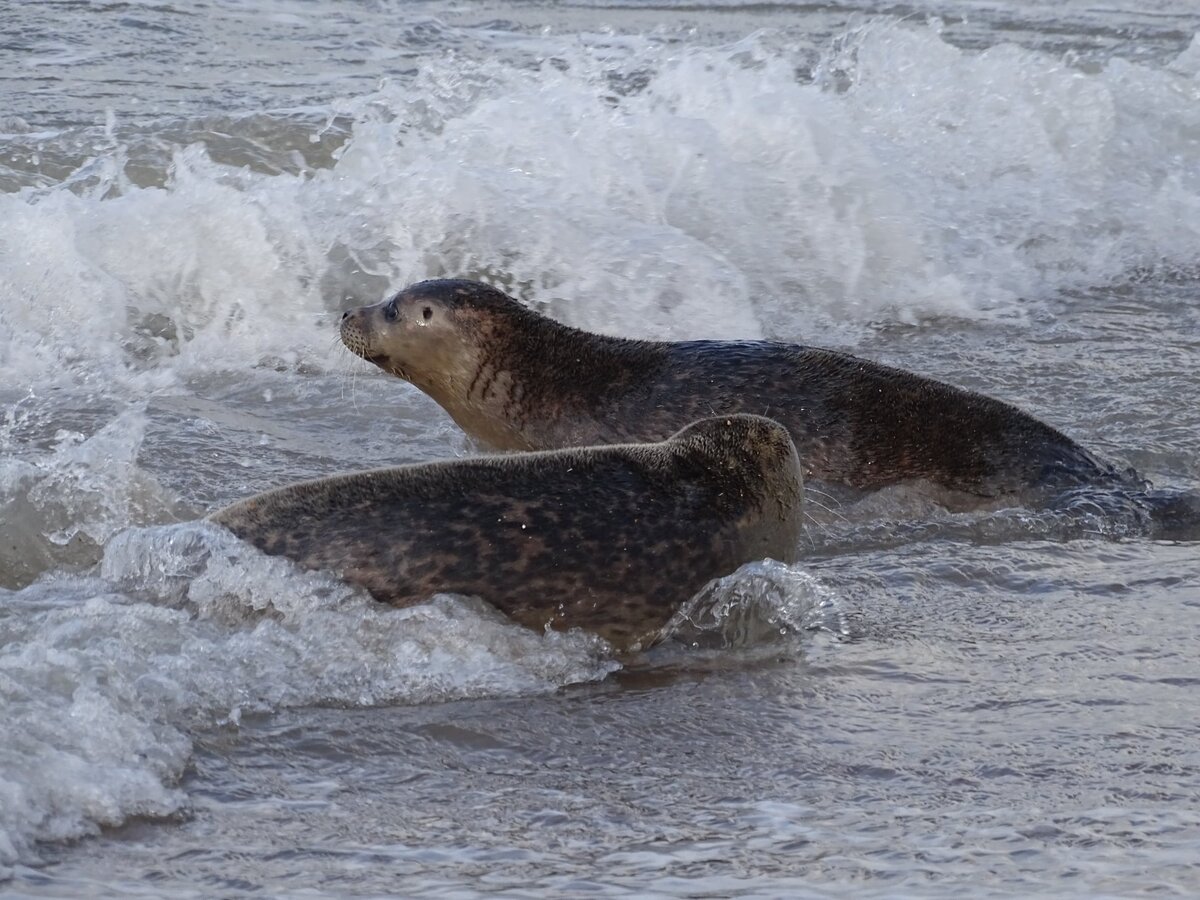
[341, 279, 1119, 498]
[210, 416, 804, 651]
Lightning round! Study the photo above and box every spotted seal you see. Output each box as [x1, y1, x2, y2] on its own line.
[340, 278, 1119, 499]
[210, 414, 803, 651]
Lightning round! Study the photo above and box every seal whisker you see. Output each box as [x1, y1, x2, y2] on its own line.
[801, 506, 834, 537]
[336, 351, 363, 410]
[803, 487, 851, 525]
[799, 520, 820, 550]
[803, 497, 848, 524]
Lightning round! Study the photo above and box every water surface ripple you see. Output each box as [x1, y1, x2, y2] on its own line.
[2, 0, 1199, 895]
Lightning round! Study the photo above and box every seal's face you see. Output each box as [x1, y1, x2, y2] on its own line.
[341, 280, 548, 449]
[340, 283, 484, 391]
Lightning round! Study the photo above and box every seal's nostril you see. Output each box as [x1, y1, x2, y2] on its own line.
[341, 310, 351, 321]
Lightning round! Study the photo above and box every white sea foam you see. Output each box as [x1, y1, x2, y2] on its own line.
[665, 558, 851, 648]
[0, 521, 620, 872]
[0, 515, 839, 873]
[0, 406, 180, 588]
[3, 23, 1199, 396]
[826, 23, 1200, 302]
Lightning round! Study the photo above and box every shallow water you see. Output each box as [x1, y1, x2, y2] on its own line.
[2, 0, 1200, 895]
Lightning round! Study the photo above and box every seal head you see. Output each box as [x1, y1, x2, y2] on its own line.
[341, 280, 553, 448]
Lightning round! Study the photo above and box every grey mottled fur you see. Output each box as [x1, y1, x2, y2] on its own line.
[342, 279, 1121, 498]
[211, 415, 803, 651]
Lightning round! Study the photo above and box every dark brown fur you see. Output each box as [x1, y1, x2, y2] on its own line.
[210, 415, 803, 651]
[342, 279, 1118, 498]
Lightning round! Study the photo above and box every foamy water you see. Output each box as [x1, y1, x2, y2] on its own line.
[2, 0, 1199, 895]
[5, 6, 1200, 391]
[0, 521, 629, 871]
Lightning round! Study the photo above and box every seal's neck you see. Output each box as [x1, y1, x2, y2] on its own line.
[428, 308, 664, 451]
[506, 311, 659, 389]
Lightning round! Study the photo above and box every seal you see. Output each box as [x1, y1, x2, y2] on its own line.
[209, 414, 804, 651]
[340, 279, 1118, 499]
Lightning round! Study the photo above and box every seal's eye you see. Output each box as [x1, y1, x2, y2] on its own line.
[383, 299, 398, 322]
[422, 306, 433, 322]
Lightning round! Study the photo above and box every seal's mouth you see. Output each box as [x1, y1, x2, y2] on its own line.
[366, 353, 409, 380]
[340, 315, 410, 380]
[339, 318, 374, 360]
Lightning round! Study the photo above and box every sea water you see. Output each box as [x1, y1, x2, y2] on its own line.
[2, 1, 1199, 895]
